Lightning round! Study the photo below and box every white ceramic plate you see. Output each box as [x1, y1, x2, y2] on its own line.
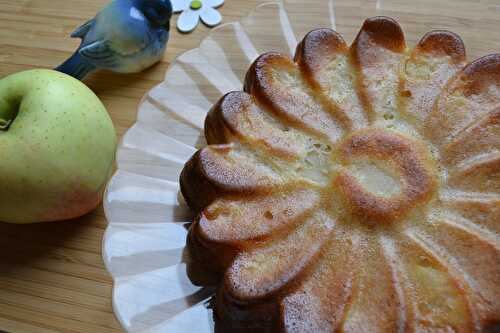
[102, 1, 499, 331]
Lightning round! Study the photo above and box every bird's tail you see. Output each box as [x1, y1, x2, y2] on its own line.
[55, 50, 95, 80]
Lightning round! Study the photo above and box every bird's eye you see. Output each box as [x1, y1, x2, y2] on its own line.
[144, 1, 172, 26]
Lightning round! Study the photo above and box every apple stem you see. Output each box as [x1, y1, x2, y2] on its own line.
[0, 73, 27, 131]
[0, 119, 12, 130]
[0, 98, 19, 131]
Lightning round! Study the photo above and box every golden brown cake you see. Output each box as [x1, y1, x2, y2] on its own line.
[180, 16, 500, 332]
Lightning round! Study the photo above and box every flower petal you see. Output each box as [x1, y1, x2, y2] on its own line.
[398, 235, 473, 331]
[296, 29, 368, 130]
[245, 53, 346, 143]
[200, 6, 222, 27]
[187, 188, 321, 277]
[401, 31, 466, 124]
[225, 210, 335, 300]
[441, 108, 500, 167]
[177, 8, 200, 33]
[198, 188, 320, 243]
[180, 144, 284, 211]
[204, 0, 224, 8]
[171, 0, 190, 13]
[341, 237, 405, 332]
[206, 91, 334, 184]
[425, 54, 500, 148]
[205, 91, 309, 156]
[282, 230, 360, 332]
[410, 221, 500, 329]
[447, 152, 500, 194]
[441, 192, 500, 234]
[351, 17, 406, 123]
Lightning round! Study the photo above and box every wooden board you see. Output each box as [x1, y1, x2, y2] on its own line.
[1, 0, 500, 332]
[0, 1, 262, 332]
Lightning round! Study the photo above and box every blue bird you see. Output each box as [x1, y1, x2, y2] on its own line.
[56, 0, 172, 80]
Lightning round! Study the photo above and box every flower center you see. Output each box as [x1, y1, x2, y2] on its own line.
[332, 129, 437, 224]
[190, 0, 202, 10]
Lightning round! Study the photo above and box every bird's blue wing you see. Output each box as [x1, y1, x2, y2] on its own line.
[79, 40, 120, 68]
[71, 19, 94, 39]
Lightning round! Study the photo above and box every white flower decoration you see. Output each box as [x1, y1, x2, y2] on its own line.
[172, 0, 224, 33]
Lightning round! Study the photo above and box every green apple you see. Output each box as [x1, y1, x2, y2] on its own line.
[0, 69, 117, 223]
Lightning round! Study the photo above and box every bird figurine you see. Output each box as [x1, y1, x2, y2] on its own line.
[56, 0, 172, 80]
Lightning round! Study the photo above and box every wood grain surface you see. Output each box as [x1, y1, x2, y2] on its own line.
[1, 1, 500, 332]
[0, 1, 261, 332]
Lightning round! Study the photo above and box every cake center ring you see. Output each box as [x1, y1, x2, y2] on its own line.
[332, 128, 438, 224]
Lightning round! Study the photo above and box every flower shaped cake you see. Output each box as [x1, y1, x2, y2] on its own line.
[180, 17, 500, 332]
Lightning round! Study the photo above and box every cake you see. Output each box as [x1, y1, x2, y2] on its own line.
[180, 16, 500, 332]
